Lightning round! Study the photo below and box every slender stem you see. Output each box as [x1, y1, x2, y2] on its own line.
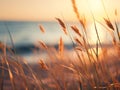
[101, 0, 109, 20]
[115, 21, 120, 42]
[4, 23, 16, 55]
[0, 56, 4, 90]
[4, 22, 30, 90]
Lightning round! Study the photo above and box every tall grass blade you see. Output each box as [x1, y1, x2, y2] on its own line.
[3, 45, 17, 90]
[4, 23, 30, 90]
[4, 23, 16, 54]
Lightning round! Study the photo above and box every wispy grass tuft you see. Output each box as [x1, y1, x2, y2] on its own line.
[0, 0, 120, 90]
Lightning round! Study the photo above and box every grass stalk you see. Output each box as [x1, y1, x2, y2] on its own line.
[23, 61, 45, 90]
[0, 57, 4, 90]
[3, 44, 17, 90]
[4, 22, 30, 90]
[115, 21, 120, 42]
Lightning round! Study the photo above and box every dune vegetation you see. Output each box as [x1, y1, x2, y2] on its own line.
[0, 0, 120, 90]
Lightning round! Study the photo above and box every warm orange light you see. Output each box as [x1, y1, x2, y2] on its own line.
[0, 0, 119, 21]
[89, 0, 102, 13]
[88, 22, 107, 45]
[87, 0, 106, 21]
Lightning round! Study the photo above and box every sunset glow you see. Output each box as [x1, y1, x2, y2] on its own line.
[0, 1, 120, 89]
[0, 0, 120, 21]
[88, 22, 109, 44]
[88, 0, 102, 12]
[89, 0, 104, 19]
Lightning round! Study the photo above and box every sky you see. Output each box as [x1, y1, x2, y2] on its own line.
[0, 0, 120, 21]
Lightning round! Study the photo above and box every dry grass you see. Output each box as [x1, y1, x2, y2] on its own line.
[0, 0, 120, 90]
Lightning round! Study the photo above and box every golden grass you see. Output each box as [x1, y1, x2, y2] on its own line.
[0, 0, 120, 90]
[0, 40, 120, 90]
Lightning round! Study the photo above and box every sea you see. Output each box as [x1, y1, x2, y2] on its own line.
[0, 21, 118, 63]
[0, 21, 82, 63]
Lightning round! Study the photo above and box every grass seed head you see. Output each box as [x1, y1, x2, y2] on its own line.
[104, 18, 114, 30]
[71, 25, 82, 37]
[39, 25, 45, 33]
[74, 37, 83, 46]
[39, 59, 48, 70]
[56, 18, 67, 35]
[59, 37, 64, 55]
[39, 41, 48, 49]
